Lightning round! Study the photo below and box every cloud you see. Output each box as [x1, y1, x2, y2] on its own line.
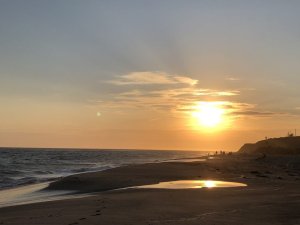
[96, 71, 280, 119]
[226, 77, 240, 81]
[176, 101, 248, 113]
[112, 88, 239, 109]
[173, 76, 198, 86]
[176, 101, 280, 119]
[108, 71, 198, 86]
[231, 111, 278, 117]
[212, 91, 240, 96]
[96, 87, 241, 114]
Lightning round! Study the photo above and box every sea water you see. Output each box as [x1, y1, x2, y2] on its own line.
[0, 148, 209, 190]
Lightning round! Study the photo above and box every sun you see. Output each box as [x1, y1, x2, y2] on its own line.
[191, 102, 225, 128]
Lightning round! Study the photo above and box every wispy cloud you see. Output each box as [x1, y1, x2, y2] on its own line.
[176, 101, 249, 114]
[112, 88, 240, 110]
[96, 71, 278, 119]
[176, 101, 280, 119]
[231, 111, 278, 116]
[226, 77, 240, 81]
[108, 71, 198, 86]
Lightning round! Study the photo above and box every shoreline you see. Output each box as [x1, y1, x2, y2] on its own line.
[0, 182, 81, 208]
[0, 155, 210, 208]
[0, 149, 210, 191]
[46, 153, 300, 193]
[0, 154, 299, 225]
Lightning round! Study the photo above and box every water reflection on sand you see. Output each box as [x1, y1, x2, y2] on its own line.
[0, 183, 86, 208]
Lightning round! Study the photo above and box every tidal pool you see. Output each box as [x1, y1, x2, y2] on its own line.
[137, 180, 247, 189]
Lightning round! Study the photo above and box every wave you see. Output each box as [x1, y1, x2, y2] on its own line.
[0, 148, 210, 190]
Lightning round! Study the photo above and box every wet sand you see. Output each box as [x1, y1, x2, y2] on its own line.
[0, 154, 299, 225]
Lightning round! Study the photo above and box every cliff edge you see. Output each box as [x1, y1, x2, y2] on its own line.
[238, 136, 300, 155]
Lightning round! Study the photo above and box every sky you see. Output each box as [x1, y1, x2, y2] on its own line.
[1, 0, 300, 150]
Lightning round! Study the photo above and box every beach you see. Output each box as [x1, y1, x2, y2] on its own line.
[2, 1, 300, 224]
[0, 154, 299, 225]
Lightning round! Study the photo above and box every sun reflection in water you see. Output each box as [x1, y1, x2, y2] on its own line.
[138, 180, 247, 189]
[203, 180, 216, 188]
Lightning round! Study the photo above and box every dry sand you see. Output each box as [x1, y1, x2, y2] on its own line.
[0, 154, 299, 225]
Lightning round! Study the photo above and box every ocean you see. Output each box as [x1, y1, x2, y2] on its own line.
[0, 148, 209, 190]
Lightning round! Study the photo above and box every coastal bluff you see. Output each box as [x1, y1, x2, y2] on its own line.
[238, 136, 300, 155]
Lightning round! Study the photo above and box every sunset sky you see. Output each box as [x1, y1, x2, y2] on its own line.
[1, 1, 300, 150]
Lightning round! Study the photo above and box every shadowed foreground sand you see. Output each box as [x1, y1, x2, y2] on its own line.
[0, 154, 299, 225]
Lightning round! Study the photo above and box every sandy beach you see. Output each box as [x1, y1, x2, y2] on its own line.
[2, 1, 300, 224]
[0, 154, 299, 225]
